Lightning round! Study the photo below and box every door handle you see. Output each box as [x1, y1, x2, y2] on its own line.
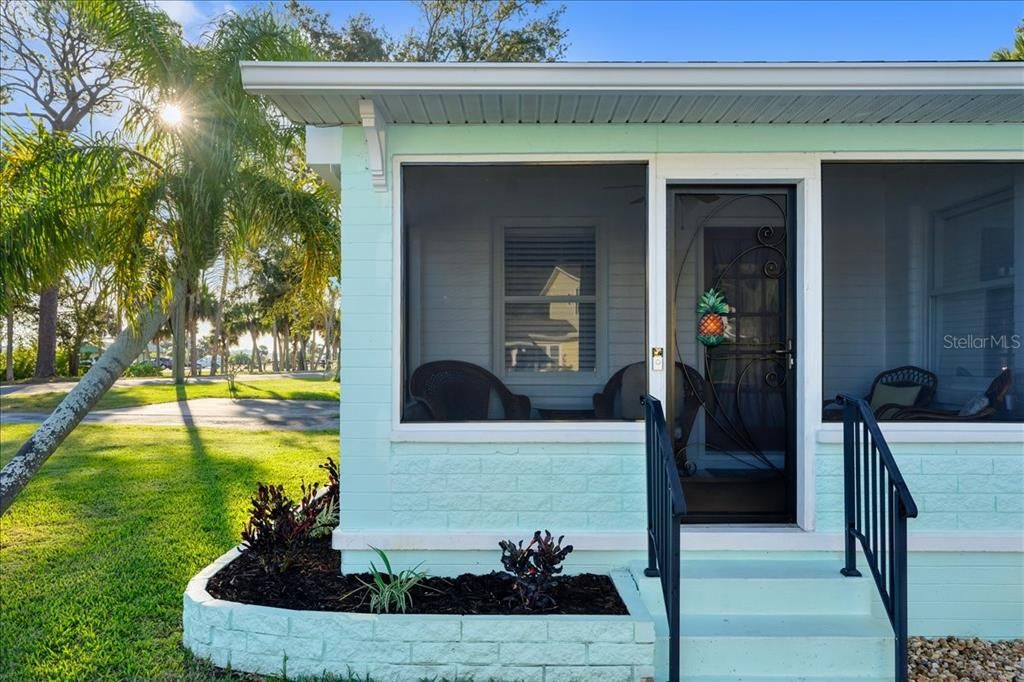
[773, 341, 795, 369]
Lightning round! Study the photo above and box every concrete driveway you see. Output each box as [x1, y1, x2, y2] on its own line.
[0, 399, 338, 431]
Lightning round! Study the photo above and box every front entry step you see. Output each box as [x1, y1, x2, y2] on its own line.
[679, 613, 894, 678]
[631, 559, 895, 680]
[679, 671, 897, 675]
[680, 559, 877, 616]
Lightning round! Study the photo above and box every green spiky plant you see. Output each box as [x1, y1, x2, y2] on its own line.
[357, 547, 429, 614]
[696, 288, 729, 347]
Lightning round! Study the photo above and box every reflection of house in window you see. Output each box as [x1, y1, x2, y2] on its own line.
[503, 227, 597, 373]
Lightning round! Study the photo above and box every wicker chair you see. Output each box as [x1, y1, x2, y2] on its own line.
[407, 360, 532, 421]
[888, 369, 1013, 421]
[594, 362, 707, 474]
[824, 365, 938, 420]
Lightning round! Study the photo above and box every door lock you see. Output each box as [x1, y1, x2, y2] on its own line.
[773, 340, 795, 370]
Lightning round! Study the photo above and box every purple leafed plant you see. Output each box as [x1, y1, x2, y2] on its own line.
[241, 483, 316, 574]
[499, 530, 574, 610]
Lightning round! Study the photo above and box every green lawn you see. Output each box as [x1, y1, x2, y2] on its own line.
[0, 378, 339, 412]
[0, 424, 338, 681]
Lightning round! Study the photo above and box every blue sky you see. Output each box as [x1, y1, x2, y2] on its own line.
[157, 0, 1022, 61]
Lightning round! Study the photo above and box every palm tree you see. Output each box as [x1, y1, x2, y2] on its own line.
[0, 3, 339, 515]
[224, 299, 268, 374]
[992, 21, 1024, 61]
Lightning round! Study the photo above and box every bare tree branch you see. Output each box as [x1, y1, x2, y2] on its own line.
[0, 0, 132, 133]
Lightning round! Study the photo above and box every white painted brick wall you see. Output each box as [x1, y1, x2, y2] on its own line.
[183, 550, 656, 682]
[816, 445, 1024, 533]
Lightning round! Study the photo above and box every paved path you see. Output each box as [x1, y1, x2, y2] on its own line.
[0, 399, 338, 431]
[0, 372, 328, 396]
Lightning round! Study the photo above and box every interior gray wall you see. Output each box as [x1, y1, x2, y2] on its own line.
[403, 164, 647, 410]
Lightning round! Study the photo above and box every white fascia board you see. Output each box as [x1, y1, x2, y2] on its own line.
[241, 61, 1024, 95]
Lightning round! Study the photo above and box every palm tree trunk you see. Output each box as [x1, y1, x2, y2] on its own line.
[188, 290, 198, 377]
[5, 312, 14, 382]
[68, 337, 82, 377]
[271, 319, 279, 372]
[212, 262, 229, 376]
[0, 286, 175, 515]
[34, 285, 59, 378]
[250, 327, 260, 373]
[171, 280, 187, 385]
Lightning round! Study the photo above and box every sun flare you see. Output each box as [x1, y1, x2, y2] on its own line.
[158, 102, 184, 127]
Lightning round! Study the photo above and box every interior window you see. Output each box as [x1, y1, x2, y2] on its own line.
[401, 163, 647, 422]
[503, 227, 597, 374]
[822, 162, 1021, 423]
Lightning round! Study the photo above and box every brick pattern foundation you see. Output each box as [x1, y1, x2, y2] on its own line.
[183, 548, 656, 682]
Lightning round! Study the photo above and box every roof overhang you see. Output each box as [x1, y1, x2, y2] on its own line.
[242, 61, 1024, 126]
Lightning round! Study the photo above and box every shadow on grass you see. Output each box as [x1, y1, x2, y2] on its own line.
[0, 424, 267, 678]
[175, 385, 241, 545]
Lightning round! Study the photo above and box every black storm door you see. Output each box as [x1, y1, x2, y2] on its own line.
[669, 187, 796, 523]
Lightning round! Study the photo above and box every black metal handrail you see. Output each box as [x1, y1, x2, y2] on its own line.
[642, 395, 687, 682]
[836, 394, 918, 682]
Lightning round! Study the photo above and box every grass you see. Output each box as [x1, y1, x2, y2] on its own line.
[0, 378, 339, 412]
[0, 423, 339, 681]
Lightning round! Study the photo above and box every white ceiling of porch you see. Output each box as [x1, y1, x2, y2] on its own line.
[269, 91, 1024, 126]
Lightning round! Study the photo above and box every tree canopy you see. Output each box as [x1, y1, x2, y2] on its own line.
[287, 0, 568, 62]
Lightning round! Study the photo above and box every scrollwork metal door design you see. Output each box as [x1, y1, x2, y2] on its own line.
[671, 188, 796, 523]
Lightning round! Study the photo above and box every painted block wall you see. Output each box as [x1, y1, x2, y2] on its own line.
[340, 121, 1020, 536]
[337, 122, 1022, 638]
[815, 439, 1024, 533]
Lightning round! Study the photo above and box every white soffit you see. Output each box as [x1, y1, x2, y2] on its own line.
[242, 61, 1024, 126]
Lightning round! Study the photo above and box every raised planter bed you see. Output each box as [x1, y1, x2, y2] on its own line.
[183, 545, 656, 681]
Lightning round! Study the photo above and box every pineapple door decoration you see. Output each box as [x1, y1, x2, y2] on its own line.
[697, 288, 729, 347]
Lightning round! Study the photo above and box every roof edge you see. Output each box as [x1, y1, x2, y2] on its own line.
[241, 61, 1024, 94]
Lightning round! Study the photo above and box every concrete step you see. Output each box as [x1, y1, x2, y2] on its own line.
[679, 613, 895, 678]
[684, 671, 892, 675]
[679, 559, 878, 616]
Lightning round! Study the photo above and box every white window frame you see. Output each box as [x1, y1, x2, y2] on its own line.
[492, 218, 609, 387]
[816, 151, 1024, 449]
[392, 156, 654, 443]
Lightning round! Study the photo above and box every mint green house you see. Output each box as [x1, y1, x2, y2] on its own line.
[237, 61, 1023, 681]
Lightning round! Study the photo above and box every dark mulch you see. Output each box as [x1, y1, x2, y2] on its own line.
[206, 539, 628, 616]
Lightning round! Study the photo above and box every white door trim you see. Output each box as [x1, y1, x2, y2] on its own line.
[653, 153, 823, 531]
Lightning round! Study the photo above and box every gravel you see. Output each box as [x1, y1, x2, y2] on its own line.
[909, 637, 1024, 681]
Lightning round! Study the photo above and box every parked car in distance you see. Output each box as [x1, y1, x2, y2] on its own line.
[154, 357, 172, 370]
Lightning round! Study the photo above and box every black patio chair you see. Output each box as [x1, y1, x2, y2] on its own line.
[407, 360, 532, 421]
[824, 365, 937, 420]
[888, 369, 1013, 421]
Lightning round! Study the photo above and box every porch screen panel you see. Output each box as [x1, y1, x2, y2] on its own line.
[822, 162, 1022, 423]
[401, 163, 648, 422]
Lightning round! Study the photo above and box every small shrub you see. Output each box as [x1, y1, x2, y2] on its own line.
[318, 456, 339, 507]
[124, 361, 162, 378]
[357, 546, 428, 614]
[0, 345, 36, 380]
[239, 457, 340, 571]
[499, 530, 574, 610]
[240, 484, 315, 574]
[308, 497, 337, 539]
